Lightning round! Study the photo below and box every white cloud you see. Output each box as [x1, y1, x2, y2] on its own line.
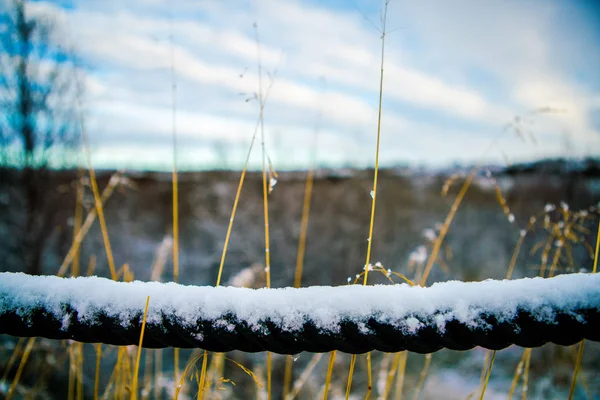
[19, 0, 600, 169]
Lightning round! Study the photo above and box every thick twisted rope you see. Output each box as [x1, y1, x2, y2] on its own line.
[0, 272, 598, 354]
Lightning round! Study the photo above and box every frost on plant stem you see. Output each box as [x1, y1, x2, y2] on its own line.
[409, 245, 428, 265]
[268, 177, 277, 194]
[520, 229, 527, 237]
[423, 229, 437, 242]
[544, 203, 556, 213]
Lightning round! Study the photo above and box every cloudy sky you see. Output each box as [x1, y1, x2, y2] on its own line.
[24, 0, 600, 170]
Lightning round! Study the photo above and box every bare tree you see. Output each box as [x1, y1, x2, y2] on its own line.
[0, 0, 81, 275]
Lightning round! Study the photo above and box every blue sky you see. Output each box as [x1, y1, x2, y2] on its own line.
[20, 0, 600, 170]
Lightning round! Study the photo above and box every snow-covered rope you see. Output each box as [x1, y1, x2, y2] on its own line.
[0, 272, 599, 354]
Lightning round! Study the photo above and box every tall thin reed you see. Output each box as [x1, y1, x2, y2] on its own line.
[479, 350, 496, 400]
[168, 17, 181, 385]
[131, 296, 151, 400]
[6, 337, 36, 400]
[344, 1, 391, 397]
[568, 220, 599, 399]
[252, 22, 274, 400]
[284, 116, 319, 399]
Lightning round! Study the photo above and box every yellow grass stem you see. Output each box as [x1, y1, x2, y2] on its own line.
[394, 352, 408, 400]
[294, 167, 315, 288]
[254, 23, 273, 400]
[257, 57, 271, 290]
[366, 352, 373, 399]
[323, 350, 337, 400]
[568, 342, 584, 400]
[168, 15, 181, 387]
[87, 254, 97, 276]
[154, 349, 162, 400]
[201, 33, 282, 400]
[94, 344, 102, 400]
[57, 172, 121, 277]
[349, 1, 390, 396]
[215, 45, 279, 288]
[506, 218, 536, 279]
[195, 28, 281, 400]
[171, 135, 180, 388]
[86, 156, 118, 281]
[479, 350, 496, 400]
[508, 349, 527, 400]
[266, 352, 273, 400]
[76, 76, 117, 281]
[377, 352, 392, 394]
[68, 345, 75, 400]
[411, 353, 431, 400]
[72, 168, 84, 277]
[173, 339, 180, 385]
[168, 4, 180, 285]
[198, 353, 209, 400]
[283, 356, 293, 400]
[113, 349, 124, 400]
[175, 353, 206, 399]
[176, 354, 263, 399]
[284, 166, 316, 398]
[216, 165, 247, 286]
[172, 153, 181, 391]
[205, 353, 226, 397]
[593, 219, 600, 273]
[131, 296, 150, 400]
[77, 343, 84, 400]
[223, 356, 262, 387]
[285, 353, 323, 400]
[1, 337, 25, 384]
[521, 348, 531, 400]
[101, 350, 119, 399]
[68, 342, 84, 400]
[344, 354, 356, 400]
[421, 170, 475, 286]
[6, 337, 36, 400]
[478, 350, 491, 390]
[570, 345, 592, 399]
[538, 235, 553, 277]
[548, 246, 562, 277]
[381, 352, 401, 400]
[362, 0, 388, 286]
[111, 346, 133, 400]
[568, 220, 599, 399]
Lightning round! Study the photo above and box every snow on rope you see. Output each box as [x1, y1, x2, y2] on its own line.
[0, 272, 599, 354]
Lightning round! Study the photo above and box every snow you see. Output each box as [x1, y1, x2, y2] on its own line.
[0, 272, 598, 338]
[409, 245, 428, 264]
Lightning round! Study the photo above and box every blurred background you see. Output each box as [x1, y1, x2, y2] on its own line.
[1, 0, 599, 398]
